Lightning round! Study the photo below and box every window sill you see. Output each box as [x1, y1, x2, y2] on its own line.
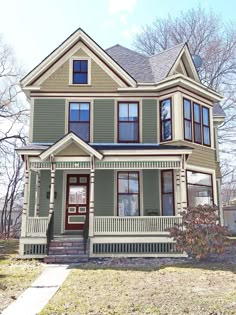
[68, 84, 92, 87]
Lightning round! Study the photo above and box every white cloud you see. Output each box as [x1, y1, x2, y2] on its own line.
[108, 0, 137, 15]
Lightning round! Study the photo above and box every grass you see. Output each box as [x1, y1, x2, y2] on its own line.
[40, 259, 236, 315]
[0, 240, 44, 312]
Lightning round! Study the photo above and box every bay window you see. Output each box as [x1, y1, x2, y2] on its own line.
[160, 98, 172, 141]
[69, 102, 90, 142]
[117, 172, 140, 216]
[187, 171, 213, 207]
[118, 102, 139, 142]
[183, 98, 211, 146]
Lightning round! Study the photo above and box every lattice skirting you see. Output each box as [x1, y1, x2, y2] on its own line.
[23, 244, 47, 256]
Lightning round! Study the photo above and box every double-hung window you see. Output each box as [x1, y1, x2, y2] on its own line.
[161, 170, 175, 216]
[72, 60, 88, 84]
[118, 102, 139, 142]
[117, 172, 140, 216]
[183, 98, 211, 146]
[160, 98, 172, 141]
[202, 106, 210, 145]
[187, 171, 213, 206]
[69, 102, 90, 142]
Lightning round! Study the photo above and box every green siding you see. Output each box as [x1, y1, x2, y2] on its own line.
[94, 170, 114, 216]
[142, 99, 157, 143]
[143, 170, 160, 216]
[33, 99, 65, 143]
[29, 170, 63, 234]
[93, 99, 114, 142]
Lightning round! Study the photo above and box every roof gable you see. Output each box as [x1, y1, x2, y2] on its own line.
[21, 28, 136, 89]
[168, 45, 200, 82]
[40, 132, 103, 161]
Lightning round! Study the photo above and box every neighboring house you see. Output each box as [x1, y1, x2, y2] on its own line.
[17, 28, 225, 262]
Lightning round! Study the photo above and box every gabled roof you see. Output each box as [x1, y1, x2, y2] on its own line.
[21, 28, 136, 88]
[213, 102, 226, 117]
[106, 43, 199, 83]
[40, 132, 103, 161]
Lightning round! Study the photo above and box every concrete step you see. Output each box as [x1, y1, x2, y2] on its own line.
[49, 246, 87, 255]
[50, 240, 87, 247]
[44, 254, 89, 264]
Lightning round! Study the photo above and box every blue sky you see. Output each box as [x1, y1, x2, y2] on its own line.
[0, 0, 235, 73]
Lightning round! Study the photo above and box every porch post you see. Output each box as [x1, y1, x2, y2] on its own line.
[49, 156, 55, 217]
[21, 156, 30, 238]
[34, 171, 41, 217]
[180, 155, 187, 211]
[89, 156, 95, 237]
[176, 169, 182, 215]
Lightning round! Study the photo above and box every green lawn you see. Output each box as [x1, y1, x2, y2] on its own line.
[0, 240, 44, 312]
[40, 260, 236, 315]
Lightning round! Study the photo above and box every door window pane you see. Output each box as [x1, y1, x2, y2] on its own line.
[162, 195, 174, 216]
[161, 170, 174, 216]
[69, 186, 87, 204]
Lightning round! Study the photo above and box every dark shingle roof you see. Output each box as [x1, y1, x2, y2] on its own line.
[106, 43, 185, 83]
[213, 102, 226, 117]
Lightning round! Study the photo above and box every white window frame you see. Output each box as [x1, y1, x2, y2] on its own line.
[69, 56, 91, 85]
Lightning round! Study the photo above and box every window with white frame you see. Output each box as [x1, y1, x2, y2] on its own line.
[187, 170, 213, 207]
[69, 102, 90, 142]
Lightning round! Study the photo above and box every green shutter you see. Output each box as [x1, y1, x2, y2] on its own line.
[93, 99, 114, 142]
[143, 170, 160, 216]
[33, 99, 65, 143]
[94, 170, 114, 216]
[142, 99, 157, 143]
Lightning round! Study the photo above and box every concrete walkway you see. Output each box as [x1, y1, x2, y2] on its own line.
[2, 265, 71, 315]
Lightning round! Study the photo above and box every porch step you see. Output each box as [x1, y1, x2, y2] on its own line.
[44, 254, 89, 264]
[45, 236, 89, 264]
[49, 246, 86, 255]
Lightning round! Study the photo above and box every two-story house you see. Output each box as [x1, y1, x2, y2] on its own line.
[17, 28, 225, 263]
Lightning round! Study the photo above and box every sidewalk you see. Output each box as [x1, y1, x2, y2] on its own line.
[1, 265, 70, 315]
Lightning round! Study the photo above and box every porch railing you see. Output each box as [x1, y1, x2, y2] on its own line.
[26, 217, 49, 236]
[93, 216, 182, 236]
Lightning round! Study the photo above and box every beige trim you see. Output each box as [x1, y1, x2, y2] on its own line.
[173, 92, 182, 141]
[69, 56, 91, 85]
[118, 74, 222, 102]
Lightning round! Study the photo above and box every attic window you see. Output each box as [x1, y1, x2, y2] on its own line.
[70, 57, 91, 85]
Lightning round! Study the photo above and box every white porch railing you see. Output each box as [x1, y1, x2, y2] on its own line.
[26, 217, 49, 236]
[93, 216, 182, 236]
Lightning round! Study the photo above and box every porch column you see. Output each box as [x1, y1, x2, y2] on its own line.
[34, 171, 41, 217]
[89, 156, 95, 237]
[176, 169, 182, 215]
[21, 156, 30, 238]
[49, 156, 55, 217]
[180, 156, 187, 210]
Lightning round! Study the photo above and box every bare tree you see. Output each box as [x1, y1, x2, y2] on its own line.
[0, 36, 28, 238]
[134, 6, 236, 179]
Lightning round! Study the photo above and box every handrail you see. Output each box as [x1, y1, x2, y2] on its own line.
[46, 213, 54, 255]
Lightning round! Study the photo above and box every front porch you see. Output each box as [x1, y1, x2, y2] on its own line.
[18, 134, 191, 259]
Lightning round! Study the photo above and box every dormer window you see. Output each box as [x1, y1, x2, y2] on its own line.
[70, 57, 91, 85]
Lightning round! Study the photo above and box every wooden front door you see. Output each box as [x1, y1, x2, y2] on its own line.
[65, 174, 89, 231]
